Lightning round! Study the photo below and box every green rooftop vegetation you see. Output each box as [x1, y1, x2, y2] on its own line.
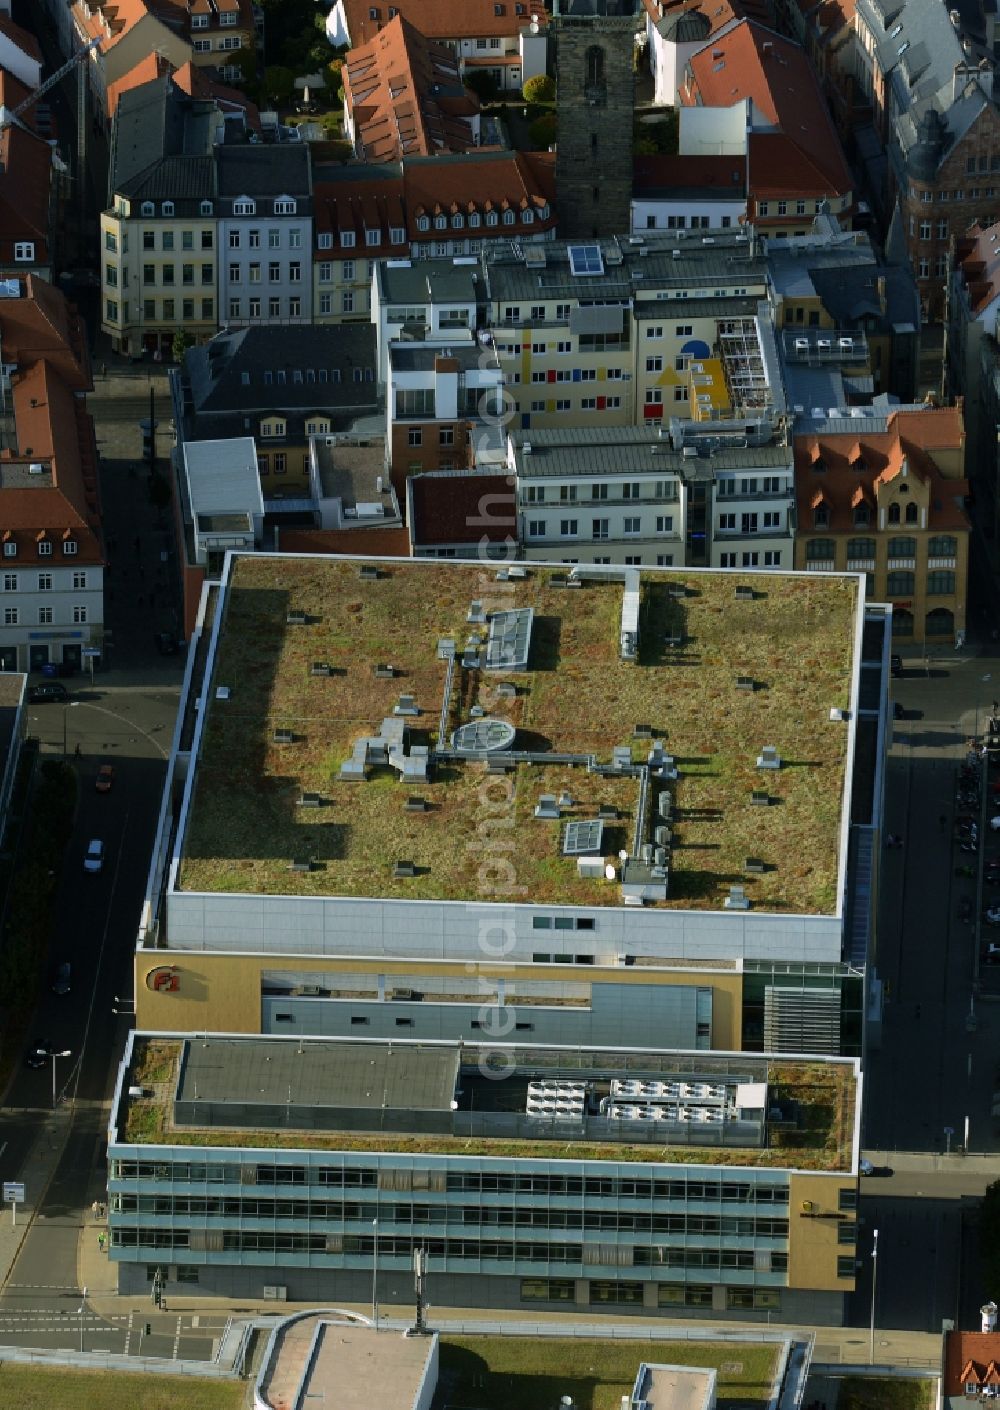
[438, 1335, 777, 1410]
[178, 558, 857, 914]
[122, 1040, 857, 1172]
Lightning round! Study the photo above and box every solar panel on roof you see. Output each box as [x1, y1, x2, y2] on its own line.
[567, 244, 604, 276]
[562, 819, 605, 856]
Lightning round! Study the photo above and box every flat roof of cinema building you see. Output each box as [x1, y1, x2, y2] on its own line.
[114, 1033, 861, 1171]
[164, 555, 866, 959]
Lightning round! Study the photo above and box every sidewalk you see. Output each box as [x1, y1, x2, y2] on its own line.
[0, 1106, 73, 1294]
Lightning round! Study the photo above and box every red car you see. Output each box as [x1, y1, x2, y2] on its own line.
[95, 764, 114, 793]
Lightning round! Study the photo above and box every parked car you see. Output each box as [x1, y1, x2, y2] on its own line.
[83, 838, 104, 873]
[51, 962, 71, 996]
[95, 764, 114, 793]
[985, 907, 1000, 925]
[28, 682, 68, 703]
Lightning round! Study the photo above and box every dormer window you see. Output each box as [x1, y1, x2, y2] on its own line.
[62, 539, 78, 555]
[503, 208, 516, 225]
[469, 211, 481, 228]
[366, 228, 380, 246]
[37, 540, 52, 557]
[813, 506, 829, 527]
[434, 214, 447, 230]
[853, 505, 870, 526]
[234, 198, 256, 216]
[417, 216, 430, 232]
[162, 201, 174, 217]
[341, 230, 356, 247]
[3, 542, 15, 558]
[390, 226, 405, 244]
[318, 232, 333, 249]
[200, 200, 213, 216]
[192, 11, 208, 25]
[451, 213, 463, 229]
[274, 198, 297, 215]
[486, 210, 499, 226]
[141, 202, 154, 217]
[523, 209, 534, 224]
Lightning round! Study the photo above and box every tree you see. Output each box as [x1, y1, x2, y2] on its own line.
[521, 73, 555, 104]
[464, 70, 500, 103]
[529, 112, 557, 149]
[230, 46, 257, 86]
[263, 65, 296, 106]
[172, 330, 194, 364]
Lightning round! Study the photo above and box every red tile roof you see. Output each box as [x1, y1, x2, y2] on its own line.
[277, 526, 411, 556]
[954, 220, 1000, 315]
[344, 14, 479, 162]
[171, 61, 261, 130]
[682, 20, 853, 197]
[794, 407, 968, 534]
[0, 14, 42, 65]
[0, 275, 91, 388]
[946, 1333, 1000, 1395]
[408, 472, 517, 547]
[0, 126, 53, 267]
[106, 51, 172, 117]
[340, 0, 546, 48]
[313, 151, 555, 255]
[72, 0, 187, 54]
[633, 153, 745, 194]
[643, 0, 770, 38]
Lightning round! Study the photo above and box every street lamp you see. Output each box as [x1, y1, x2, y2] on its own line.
[372, 1217, 378, 1331]
[77, 1285, 87, 1353]
[51, 1048, 71, 1109]
[869, 1227, 879, 1364]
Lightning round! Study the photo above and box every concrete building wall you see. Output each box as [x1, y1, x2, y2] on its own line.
[163, 887, 845, 964]
[115, 1258, 848, 1324]
[218, 215, 314, 328]
[134, 949, 746, 1047]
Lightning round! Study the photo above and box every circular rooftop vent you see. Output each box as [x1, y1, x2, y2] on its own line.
[451, 717, 516, 753]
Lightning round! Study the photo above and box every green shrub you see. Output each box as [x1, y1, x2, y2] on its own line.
[528, 112, 557, 148]
[521, 73, 555, 103]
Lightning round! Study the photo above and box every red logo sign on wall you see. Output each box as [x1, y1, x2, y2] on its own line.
[146, 966, 180, 993]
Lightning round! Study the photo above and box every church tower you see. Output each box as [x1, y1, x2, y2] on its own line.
[552, 9, 640, 239]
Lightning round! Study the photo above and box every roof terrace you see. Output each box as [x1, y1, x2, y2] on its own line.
[117, 1035, 858, 1170]
[176, 556, 858, 913]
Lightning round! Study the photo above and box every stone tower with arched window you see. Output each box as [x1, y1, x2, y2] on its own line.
[552, 8, 640, 238]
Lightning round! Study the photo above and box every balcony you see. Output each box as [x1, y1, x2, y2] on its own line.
[806, 560, 836, 572]
[886, 557, 915, 570]
[845, 559, 875, 571]
[927, 556, 957, 569]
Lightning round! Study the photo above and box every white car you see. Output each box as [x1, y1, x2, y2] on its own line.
[83, 838, 104, 873]
[985, 908, 1000, 926]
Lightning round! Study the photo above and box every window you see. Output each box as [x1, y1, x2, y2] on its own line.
[560, 486, 578, 503]
[439, 427, 454, 447]
[234, 199, 255, 217]
[928, 534, 957, 556]
[719, 512, 736, 531]
[38, 541, 52, 557]
[927, 570, 955, 595]
[887, 536, 916, 558]
[72, 605, 87, 624]
[592, 518, 609, 540]
[853, 504, 870, 526]
[2, 545, 14, 559]
[105, 230, 117, 253]
[624, 517, 641, 535]
[143, 264, 155, 285]
[560, 520, 578, 536]
[905, 500, 919, 524]
[886, 570, 915, 596]
[229, 298, 241, 319]
[3, 607, 17, 625]
[249, 297, 261, 318]
[274, 453, 286, 474]
[269, 298, 280, 317]
[37, 606, 52, 625]
[72, 571, 87, 589]
[289, 297, 301, 317]
[269, 229, 281, 248]
[837, 1256, 857, 1279]
[763, 550, 781, 566]
[555, 399, 570, 411]
[105, 299, 118, 322]
[289, 262, 301, 283]
[228, 262, 240, 283]
[847, 537, 875, 560]
[2, 574, 15, 590]
[268, 261, 280, 282]
[887, 502, 901, 524]
[655, 515, 673, 533]
[528, 520, 545, 537]
[805, 538, 835, 561]
[201, 264, 213, 285]
[319, 294, 332, 316]
[645, 356, 663, 372]
[919, 221, 931, 240]
[143, 231, 155, 251]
